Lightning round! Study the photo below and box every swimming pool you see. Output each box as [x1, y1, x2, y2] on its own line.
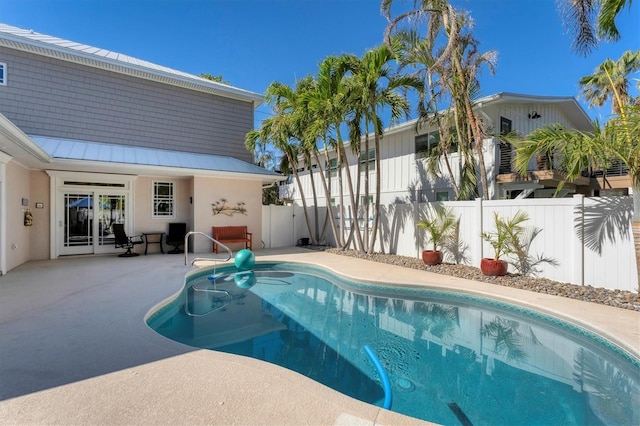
[147, 262, 640, 425]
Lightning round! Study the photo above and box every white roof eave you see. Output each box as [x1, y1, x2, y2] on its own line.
[0, 113, 52, 163]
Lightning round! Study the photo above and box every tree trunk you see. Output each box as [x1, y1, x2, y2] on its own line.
[337, 142, 345, 247]
[368, 123, 382, 254]
[289, 153, 318, 245]
[364, 132, 370, 251]
[312, 150, 340, 247]
[633, 183, 640, 292]
[633, 220, 640, 292]
[307, 166, 320, 242]
[338, 142, 364, 251]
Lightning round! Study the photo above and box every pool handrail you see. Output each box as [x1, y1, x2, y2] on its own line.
[364, 344, 392, 410]
[184, 231, 233, 267]
[184, 285, 232, 317]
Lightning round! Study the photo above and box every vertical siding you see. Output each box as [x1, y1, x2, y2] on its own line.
[582, 197, 636, 290]
[0, 47, 253, 162]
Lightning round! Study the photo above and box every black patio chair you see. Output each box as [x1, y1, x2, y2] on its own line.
[166, 222, 188, 254]
[113, 223, 143, 257]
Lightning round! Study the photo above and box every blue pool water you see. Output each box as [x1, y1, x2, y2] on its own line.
[147, 262, 640, 425]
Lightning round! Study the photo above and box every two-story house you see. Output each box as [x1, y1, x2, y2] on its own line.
[0, 23, 281, 274]
[280, 92, 633, 212]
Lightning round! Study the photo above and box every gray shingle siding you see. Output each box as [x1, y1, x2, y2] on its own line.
[0, 47, 254, 162]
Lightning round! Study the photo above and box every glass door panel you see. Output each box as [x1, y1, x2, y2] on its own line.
[61, 193, 94, 255]
[96, 194, 126, 250]
[60, 192, 129, 255]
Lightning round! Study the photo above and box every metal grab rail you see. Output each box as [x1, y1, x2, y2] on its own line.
[184, 287, 232, 317]
[184, 231, 232, 266]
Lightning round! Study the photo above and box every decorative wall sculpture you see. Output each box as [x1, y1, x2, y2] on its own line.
[212, 198, 247, 216]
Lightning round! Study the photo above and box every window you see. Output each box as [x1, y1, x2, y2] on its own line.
[436, 191, 450, 201]
[500, 117, 512, 135]
[360, 195, 373, 207]
[416, 131, 460, 158]
[415, 132, 440, 159]
[327, 158, 338, 178]
[359, 149, 375, 172]
[153, 181, 175, 218]
[0, 63, 6, 86]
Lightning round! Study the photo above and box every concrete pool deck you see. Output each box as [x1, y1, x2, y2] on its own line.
[0, 248, 638, 425]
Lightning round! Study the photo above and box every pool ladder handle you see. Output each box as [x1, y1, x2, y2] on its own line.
[183, 231, 233, 270]
[184, 285, 232, 317]
[364, 344, 392, 410]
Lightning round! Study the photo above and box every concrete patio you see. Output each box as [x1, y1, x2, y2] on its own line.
[0, 248, 638, 425]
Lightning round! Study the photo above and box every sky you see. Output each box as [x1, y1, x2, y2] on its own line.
[2, 0, 639, 128]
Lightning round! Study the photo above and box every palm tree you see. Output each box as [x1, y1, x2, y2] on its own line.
[344, 45, 422, 253]
[557, 0, 633, 55]
[245, 85, 319, 245]
[302, 57, 358, 249]
[390, 30, 464, 198]
[384, 1, 496, 200]
[440, 10, 496, 200]
[579, 50, 640, 114]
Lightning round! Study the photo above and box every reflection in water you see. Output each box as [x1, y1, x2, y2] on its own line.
[149, 265, 639, 426]
[574, 348, 637, 425]
[481, 316, 541, 361]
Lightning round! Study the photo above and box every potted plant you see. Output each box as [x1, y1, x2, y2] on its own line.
[416, 206, 457, 265]
[480, 211, 529, 276]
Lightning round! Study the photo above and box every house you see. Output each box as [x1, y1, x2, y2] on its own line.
[0, 23, 282, 274]
[280, 92, 632, 209]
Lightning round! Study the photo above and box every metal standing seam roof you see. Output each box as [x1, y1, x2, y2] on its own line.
[0, 23, 264, 106]
[30, 136, 281, 177]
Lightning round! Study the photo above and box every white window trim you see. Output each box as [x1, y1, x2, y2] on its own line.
[152, 180, 176, 219]
[359, 149, 376, 172]
[0, 62, 6, 86]
[45, 170, 136, 259]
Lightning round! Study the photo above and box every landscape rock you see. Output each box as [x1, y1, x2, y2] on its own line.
[325, 248, 640, 311]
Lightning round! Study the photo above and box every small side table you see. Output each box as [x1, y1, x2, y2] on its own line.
[142, 232, 165, 255]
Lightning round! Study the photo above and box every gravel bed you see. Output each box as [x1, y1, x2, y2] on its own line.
[324, 248, 640, 311]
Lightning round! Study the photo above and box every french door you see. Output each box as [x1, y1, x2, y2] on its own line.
[60, 192, 127, 255]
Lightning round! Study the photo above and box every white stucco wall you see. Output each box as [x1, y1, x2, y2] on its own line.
[134, 176, 193, 229]
[29, 170, 50, 261]
[5, 161, 31, 271]
[192, 177, 263, 254]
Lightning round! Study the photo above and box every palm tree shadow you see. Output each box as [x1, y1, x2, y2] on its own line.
[576, 196, 633, 255]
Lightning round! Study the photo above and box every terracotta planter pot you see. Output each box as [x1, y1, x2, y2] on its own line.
[480, 258, 508, 276]
[422, 250, 443, 265]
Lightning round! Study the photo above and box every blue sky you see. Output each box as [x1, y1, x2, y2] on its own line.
[2, 0, 639, 126]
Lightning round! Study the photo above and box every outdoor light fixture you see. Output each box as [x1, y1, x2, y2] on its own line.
[528, 111, 541, 119]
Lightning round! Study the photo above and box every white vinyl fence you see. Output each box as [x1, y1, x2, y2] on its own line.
[262, 195, 637, 293]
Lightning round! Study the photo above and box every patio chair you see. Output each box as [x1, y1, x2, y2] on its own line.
[166, 222, 188, 254]
[113, 223, 143, 257]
